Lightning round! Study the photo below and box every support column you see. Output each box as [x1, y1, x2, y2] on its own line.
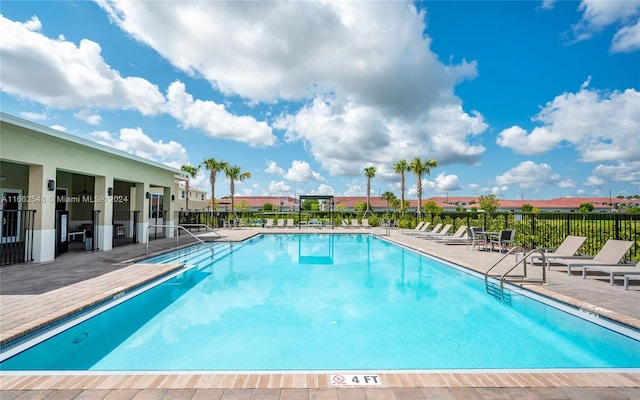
[94, 175, 113, 251]
[135, 182, 149, 243]
[164, 186, 175, 238]
[28, 164, 57, 262]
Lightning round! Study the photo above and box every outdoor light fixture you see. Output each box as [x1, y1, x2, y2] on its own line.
[171, 194, 175, 201]
[107, 187, 113, 196]
[146, 192, 151, 199]
[47, 180, 55, 191]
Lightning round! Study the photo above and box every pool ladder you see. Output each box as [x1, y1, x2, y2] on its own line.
[484, 247, 547, 302]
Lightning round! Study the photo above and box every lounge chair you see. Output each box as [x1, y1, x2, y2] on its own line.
[434, 226, 468, 244]
[488, 229, 515, 252]
[361, 219, 372, 228]
[581, 261, 640, 285]
[404, 222, 431, 236]
[403, 221, 425, 235]
[351, 219, 360, 228]
[276, 218, 285, 228]
[546, 239, 634, 275]
[624, 274, 640, 290]
[413, 223, 442, 238]
[342, 219, 350, 228]
[264, 218, 274, 228]
[416, 224, 451, 239]
[531, 235, 588, 266]
[286, 219, 295, 228]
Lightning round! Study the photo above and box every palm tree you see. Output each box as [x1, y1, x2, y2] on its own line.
[201, 158, 228, 212]
[364, 166, 376, 216]
[381, 191, 396, 213]
[393, 159, 408, 215]
[408, 157, 437, 217]
[225, 165, 251, 216]
[180, 164, 200, 211]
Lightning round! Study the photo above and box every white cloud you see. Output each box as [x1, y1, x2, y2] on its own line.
[311, 184, 335, 195]
[74, 109, 102, 125]
[495, 161, 562, 189]
[496, 85, 640, 162]
[568, 0, 640, 52]
[0, 15, 166, 114]
[265, 161, 285, 175]
[97, 1, 486, 175]
[284, 160, 324, 183]
[586, 160, 640, 187]
[424, 172, 461, 193]
[165, 81, 276, 147]
[268, 180, 292, 194]
[20, 111, 48, 120]
[90, 127, 188, 164]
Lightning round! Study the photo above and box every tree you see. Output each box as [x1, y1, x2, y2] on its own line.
[579, 202, 594, 214]
[409, 157, 437, 217]
[302, 198, 319, 211]
[423, 200, 442, 215]
[521, 203, 533, 213]
[393, 159, 409, 215]
[180, 164, 200, 211]
[263, 203, 274, 211]
[381, 191, 396, 213]
[478, 194, 500, 213]
[201, 158, 228, 212]
[364, 166, 376, 216]
[224, 165, 251, 216]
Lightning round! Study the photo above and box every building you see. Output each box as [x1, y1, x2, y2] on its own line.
[1, 113, 186, 265]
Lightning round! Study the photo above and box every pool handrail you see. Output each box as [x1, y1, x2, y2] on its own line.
[145, 224, 228, 253]
[484, 247, 547, 301]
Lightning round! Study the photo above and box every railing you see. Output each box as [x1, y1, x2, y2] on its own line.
[0, 210, 36, 266]
[113, 210, 139, 247]
[484, 247, 547, 301]
[145, 224, 228, 253]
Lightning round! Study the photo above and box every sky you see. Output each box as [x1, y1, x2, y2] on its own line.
[1, 0, 639, 201]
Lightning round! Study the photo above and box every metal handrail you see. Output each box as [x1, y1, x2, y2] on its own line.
[484, 246, 547, 301]
[145, 224, 226, 252]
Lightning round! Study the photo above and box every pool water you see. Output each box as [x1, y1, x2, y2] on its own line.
[2, 234, 639, 370]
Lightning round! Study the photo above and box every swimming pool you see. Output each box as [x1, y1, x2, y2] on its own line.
[1, 234, 639, 370]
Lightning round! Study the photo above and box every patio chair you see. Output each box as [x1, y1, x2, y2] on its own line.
[582, 261, 640, 286]
[467, 227, 487, 251]
[351, 219, 361, 228]
[342, 219, 350, 228]
[531, 235, 588, 267]
[434, 226, 468, 244]
[286, 219, 295, 228]
[276, 218, 285, 228]
[546, 239, 634, 275]
[489, 229, 515, 252]
[264, 218, 274, 228]
[361, 219, 372, 228]
[416, 224, 451, 239]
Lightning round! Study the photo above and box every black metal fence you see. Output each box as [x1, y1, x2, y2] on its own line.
[112, 210, 139, 247]
[0, 210, 36, 266]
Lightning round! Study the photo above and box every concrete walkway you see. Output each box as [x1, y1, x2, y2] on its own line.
[1, 227, 638, 399]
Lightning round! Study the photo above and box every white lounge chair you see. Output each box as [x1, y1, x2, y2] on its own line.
[403, 221, 425, 235]
[286, 219, 295, 228]
[434, 226, 468, 244]
[417, 224, 452, 240]
[342, 219, 350, 228]
[546, 239, 634, 275]
[276, 218, 285, 228]
[361, 219, 372, 228]
[264, 218, 274, 228]
[351, 219, 360, 228]
[532, 235, 588, 267]
[581, 261, 640, 285]
[415, 223, 442, 238]
[405, 222, 431, 236]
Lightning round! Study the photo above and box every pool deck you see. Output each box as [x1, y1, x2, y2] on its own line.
[1, 227, 639, 399]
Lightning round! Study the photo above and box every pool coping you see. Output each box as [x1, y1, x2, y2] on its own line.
[1, 230, 639, 391]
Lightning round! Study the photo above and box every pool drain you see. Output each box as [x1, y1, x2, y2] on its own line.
[72, 332, 88, 344]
